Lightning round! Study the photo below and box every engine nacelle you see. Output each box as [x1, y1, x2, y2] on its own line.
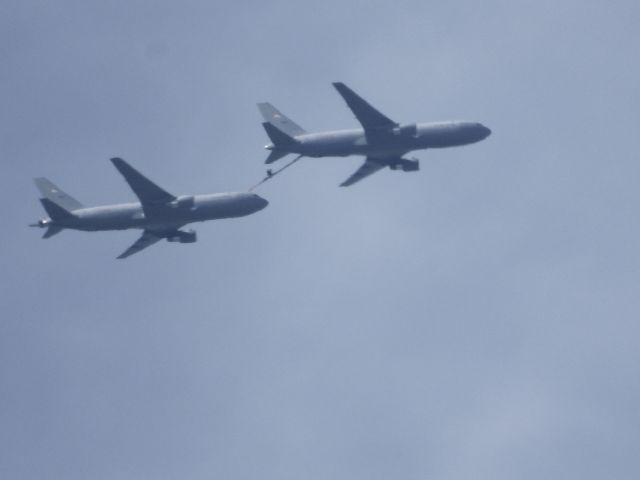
[389, 158, 420, 172]
[167, 229, 197, 243]
[394, 123, 418, 137]
[171, 195, 196, 210]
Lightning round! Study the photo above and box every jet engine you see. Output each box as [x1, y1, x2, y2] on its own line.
[171, 195, 196, 210]
[167, 229, 197, 243]
[394, 123, 418, 137]
[389, 158, 420, 172]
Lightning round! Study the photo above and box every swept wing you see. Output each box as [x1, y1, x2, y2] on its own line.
[117, 230, 164, 259]
[110, 157, 176, 216]
[332, 82, 398, 132]
[340, 157, 386, 187]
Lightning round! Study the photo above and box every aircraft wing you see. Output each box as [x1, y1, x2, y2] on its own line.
[110, 157, 176, 215]
[333, 82, 398, 132]
[340, 157, 386, 187]
[117, 230, 164, 259]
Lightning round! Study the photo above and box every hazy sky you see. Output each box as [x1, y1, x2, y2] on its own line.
[2, 1, 640, 479]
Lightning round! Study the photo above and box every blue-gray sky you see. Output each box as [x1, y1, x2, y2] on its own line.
[2, 1, 640, 479]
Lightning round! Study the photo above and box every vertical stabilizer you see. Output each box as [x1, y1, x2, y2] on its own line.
[257, 102, 306, 137]
[34, 177, 83, 211]
[261, 122, 298, 147]
[39, 198, 74, 221]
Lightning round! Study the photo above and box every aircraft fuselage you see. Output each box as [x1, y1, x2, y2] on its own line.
[42, 192, 268, 232]
[268, 121, 492, 159]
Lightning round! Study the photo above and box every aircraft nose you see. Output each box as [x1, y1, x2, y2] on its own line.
[253, 194, 269, 209]
[481, 125, 492, 137]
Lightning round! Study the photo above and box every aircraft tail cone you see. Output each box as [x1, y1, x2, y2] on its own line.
[30, 219, 49, 228]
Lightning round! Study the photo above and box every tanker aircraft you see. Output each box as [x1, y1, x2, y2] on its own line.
[31, 157, 269, 259]
[258, 82, 491, 186]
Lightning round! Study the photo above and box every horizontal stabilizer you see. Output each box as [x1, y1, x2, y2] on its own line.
[265, 149, 289, 164]
[42, 225, 63, 239]
[258, 102, 306, 136]
[34, 177, 83, 211]
[262, 122, 298, 147]
[333, 82, 397, 131]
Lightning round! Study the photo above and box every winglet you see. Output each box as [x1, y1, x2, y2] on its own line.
[332, 82, 397, 131]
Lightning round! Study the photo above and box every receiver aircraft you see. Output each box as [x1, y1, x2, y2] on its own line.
[258, 82, 491, 186]
[31, 157, 269, 259]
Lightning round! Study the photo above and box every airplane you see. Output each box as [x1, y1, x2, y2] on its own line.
[30, 157, 269, 259]
[258, 82, 492, 186]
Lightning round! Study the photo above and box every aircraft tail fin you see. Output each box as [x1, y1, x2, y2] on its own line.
[33, 177, 84, 211]
[262, 122, 299, 147]
[39, 198, 75, 221]
[257, 102, 306, 137]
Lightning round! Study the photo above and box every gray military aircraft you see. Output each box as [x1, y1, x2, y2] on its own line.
[258, 82, 491, 186]
[30, 157, 269, 259]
